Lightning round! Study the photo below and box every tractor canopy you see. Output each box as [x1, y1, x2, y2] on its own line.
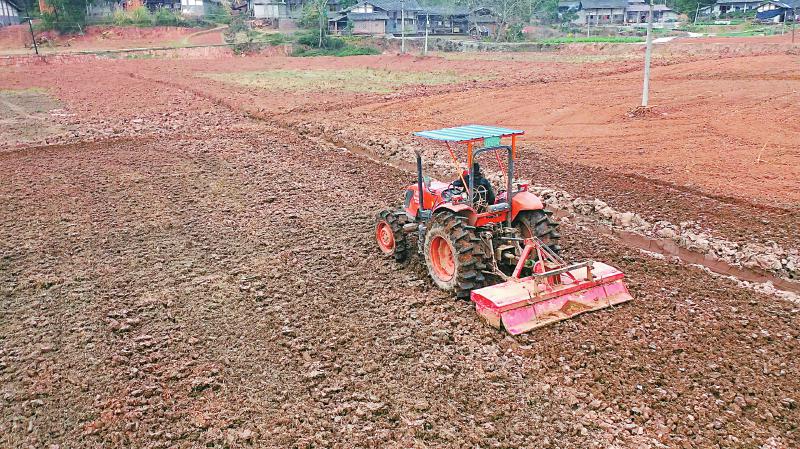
[413, 125, 524, 142]
[414, 125, 524, 158]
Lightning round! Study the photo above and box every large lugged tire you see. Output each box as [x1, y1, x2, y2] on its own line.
[375, 210, 409, 262]
[514, 209, 562, 255]
[423, 211, 488, 299]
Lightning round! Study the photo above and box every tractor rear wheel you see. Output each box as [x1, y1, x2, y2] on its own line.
[424, 212, 488, 299]
[375, 210, 409, 262]
[514, 209, 562, 255]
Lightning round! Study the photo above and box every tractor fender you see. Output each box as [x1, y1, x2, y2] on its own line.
[510, 191, 545, 222]
[432, 203, 477, 225]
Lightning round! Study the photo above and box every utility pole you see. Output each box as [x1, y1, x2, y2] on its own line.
[27, 18, 38, 55]
[793, 6, 796, 44]
[693, 2, 699, 25]
[400, 0, 405, 54]
[423, 12, 429, 55]
[23, 0, 38, 55]
[641, 0, 653, 107]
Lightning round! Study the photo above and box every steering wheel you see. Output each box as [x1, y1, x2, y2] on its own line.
[441, 183, 464, 202]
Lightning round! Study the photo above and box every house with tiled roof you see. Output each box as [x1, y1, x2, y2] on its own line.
[755, 0, 799, 21]
[0, 0, 21, 26]
[329, 0, 420, 34]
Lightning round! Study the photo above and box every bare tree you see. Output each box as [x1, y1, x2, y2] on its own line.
[308, 0, 330, 47]
[491, 0, 525, 40]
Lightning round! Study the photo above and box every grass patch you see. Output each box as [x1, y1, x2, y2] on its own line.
[201, 68, 484, 93]
[717, 26, 784, 37]
[290, 33, 381, 58]
[0, 88, 69, 145]
[0, 89, 60, 119]
[291, 46, 381, 57]
[538, 36, 645, 44]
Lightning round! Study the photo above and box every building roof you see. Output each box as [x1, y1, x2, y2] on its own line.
[366, 0, 422, 12]
[418, 6, 470, 15]
[580, 0, 628, 8]
[626, 4, 673, 11]
[715, 0, 762, 3]
[348, 11, 390, 20]
[758, 0, 800, 6]
[470, 13, 497, 22]
[558, 0, 581, 7]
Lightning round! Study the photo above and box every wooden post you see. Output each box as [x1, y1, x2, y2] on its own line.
[641, 0, 653, 107]
[400, 0, 405, 53]
[423, 12, 429, 55]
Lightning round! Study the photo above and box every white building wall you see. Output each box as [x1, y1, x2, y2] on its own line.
[0, 0, 20, 27]
[181, 0, 205, 16]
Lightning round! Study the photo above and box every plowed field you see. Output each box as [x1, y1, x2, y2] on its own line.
[1, 39, 798, 448]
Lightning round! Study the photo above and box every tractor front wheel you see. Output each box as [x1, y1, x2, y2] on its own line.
[375, 210, 409, 262]
[424, 212, 488, 299]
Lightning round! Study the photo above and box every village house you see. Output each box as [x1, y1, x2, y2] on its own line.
[416, 5, 470, 34]
[330, 3, 497, 36]
[0, 0, 21, 26]
[576, 0, 628, 24]
[329, 0, 423, 35]
[755, 0, 798, 21]
[625, 2, 678, 22]
[711, 0, 762, 15]
[251, 0, 289, 19]
[559, 0, 677, 24]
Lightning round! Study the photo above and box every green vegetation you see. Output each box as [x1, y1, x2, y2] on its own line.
[292, 46, 381, 57]
[103, 7, 207, 28]
[201, 68, 485, 93]
[717, 26, 784, 37]
[112, 6, 156, 26]
[38, 1, 220, 32]
[224, 11, 256, 54]
[679, 21, 785, 37]
[39, 0, 89, 33]
[538, 36, 645, 44]
[204, 3, 232, 24]
[672, 0, 716, 21]
[291, 31, 380, 57]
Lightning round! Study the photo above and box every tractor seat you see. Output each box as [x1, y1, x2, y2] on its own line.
[487, 202, 509, 212]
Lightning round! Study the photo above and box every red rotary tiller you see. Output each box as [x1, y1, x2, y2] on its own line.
[472, 237, 632, 335]
[375, 125, 632, 335]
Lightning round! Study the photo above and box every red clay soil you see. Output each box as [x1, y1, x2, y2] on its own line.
[184, 28, 225, 46]
[1, 48, 796, 243]
[0, 44, 799, 448]
[2, 123, 799, 449]
[0, 25, 209, 53]
[337, 53, 800, 211]
[0, 24, 31, 50]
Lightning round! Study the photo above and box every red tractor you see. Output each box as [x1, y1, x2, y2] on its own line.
[376, 125, 632, 335]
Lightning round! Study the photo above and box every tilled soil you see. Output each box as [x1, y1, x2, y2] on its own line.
[3, 122, 799, 448]
[1, 45, 799, 448]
